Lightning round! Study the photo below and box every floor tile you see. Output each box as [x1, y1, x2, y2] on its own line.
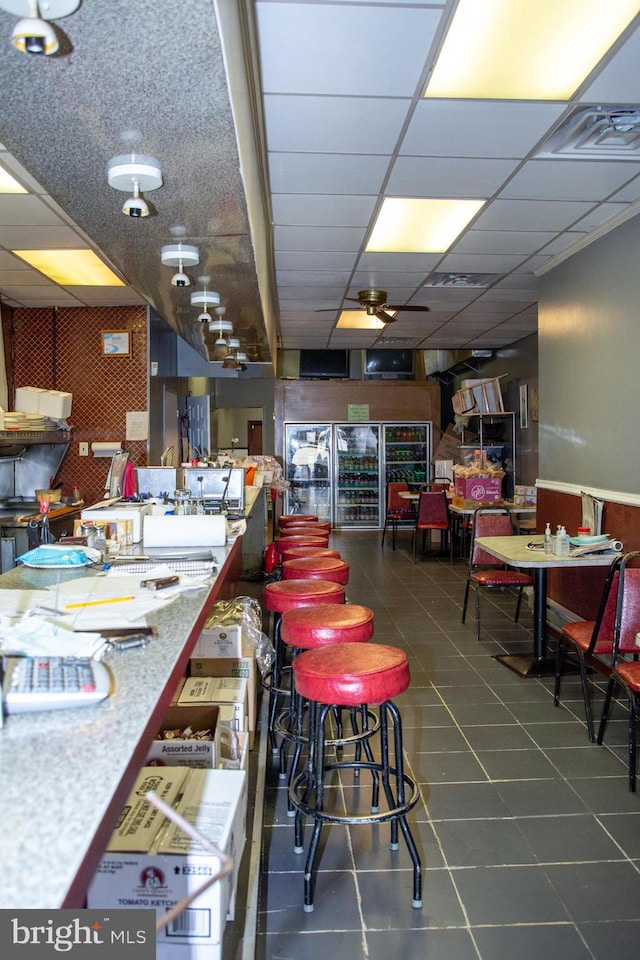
[255, 531, 640, 959]
[472, 923, 593, 960]
[452, 864, 570, 924]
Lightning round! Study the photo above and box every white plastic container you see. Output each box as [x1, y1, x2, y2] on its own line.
[38, 390, 72, 420]
[14, 386, 46, 413]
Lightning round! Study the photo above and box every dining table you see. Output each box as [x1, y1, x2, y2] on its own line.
[474, 534, 622, 678]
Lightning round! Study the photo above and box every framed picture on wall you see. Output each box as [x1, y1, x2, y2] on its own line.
[101, 330, 131, 357]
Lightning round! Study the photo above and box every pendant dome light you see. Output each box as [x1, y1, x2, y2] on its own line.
[210, 306, 233, 360]
[191, 277, 221, 322]
[161, 243, 199, 287]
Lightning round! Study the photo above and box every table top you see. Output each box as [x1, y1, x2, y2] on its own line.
[397, 490, 535, 515]
[449, 502, 536, 516]
[475, 535, 620, 569]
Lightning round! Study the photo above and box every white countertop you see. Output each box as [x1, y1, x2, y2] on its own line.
[0, 539, 241, 908]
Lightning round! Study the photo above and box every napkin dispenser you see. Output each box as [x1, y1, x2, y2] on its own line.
[143, 514, 226, 547]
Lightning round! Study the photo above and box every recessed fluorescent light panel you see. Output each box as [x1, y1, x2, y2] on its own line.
[0, 167, 27, 193]
[425, 0, 639, 100]
[336, 311, 386, 330]
[366, 198, 484, 253]
[13, 249, 125, 286]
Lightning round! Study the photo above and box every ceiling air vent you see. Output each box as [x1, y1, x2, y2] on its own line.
[537, 106, 640, 159]
[424, 273, 498, 287]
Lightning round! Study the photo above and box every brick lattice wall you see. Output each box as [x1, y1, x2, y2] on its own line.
[10, 305, 148, 505]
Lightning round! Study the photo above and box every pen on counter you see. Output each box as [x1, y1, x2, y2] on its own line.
[63, 595, 135, 610]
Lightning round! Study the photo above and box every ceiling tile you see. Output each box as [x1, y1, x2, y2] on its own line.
[263, 95, 408, 154]
[401, 99, 569, 158]
[386, 156, 520, 197]
[501, 159, 640, 200]
[268, 153, 389, 195]
[256, 3, 441, 97]
[271, 194, 377, 227]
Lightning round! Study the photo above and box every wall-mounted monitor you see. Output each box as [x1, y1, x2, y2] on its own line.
[299, 349, 350, 379]
[364, 349, 415, 380]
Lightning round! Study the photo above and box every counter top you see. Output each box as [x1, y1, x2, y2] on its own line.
[0, 537, 242, 908]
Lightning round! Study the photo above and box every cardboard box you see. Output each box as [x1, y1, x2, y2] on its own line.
[146, 705, 221, 769]
[189, 658, 257, 749]
[143, 514, 226, 547]
[88, 768, 247, 949]
[178, 676, 248, 734]
[80, 503, 151, 543]
[192, 624, 243, 659]
[432, 425, 463, 463]
[454, 476, 503, 502]
[514, 484, 537, 506]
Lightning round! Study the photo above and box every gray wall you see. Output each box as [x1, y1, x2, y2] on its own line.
[539, 213, 640, 494]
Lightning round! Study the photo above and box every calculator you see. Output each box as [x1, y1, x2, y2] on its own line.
[2, 656, 113, 714]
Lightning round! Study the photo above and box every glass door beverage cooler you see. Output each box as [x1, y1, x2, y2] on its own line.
[283, 423, 332, 523]
[383, 422, 432, 486]
[283, 421, 431, 528]
[334, 422, 381, 528]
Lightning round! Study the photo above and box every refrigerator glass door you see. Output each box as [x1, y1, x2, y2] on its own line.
[283, 423, 331, 522]
[383, 423, 431, 486]
[335, 423, 380, 527]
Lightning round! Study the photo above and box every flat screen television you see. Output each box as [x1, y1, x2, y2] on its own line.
[299, 349, 350, 379]
[364, 349, 415, 380]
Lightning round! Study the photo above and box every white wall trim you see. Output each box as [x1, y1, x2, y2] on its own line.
[536, 478, 640, 509]
[535, 197, 640, 277]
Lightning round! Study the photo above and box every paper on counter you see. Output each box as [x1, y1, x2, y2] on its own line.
[0, 618, 105, 659]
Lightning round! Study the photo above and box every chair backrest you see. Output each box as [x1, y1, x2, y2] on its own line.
[470, 507, 514, 567]
[608, 552, 640, 658]
[416, 489, 449, 525]
[387, 482, 411, 513]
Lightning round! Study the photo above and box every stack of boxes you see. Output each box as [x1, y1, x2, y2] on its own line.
[88, 600, 260, 957]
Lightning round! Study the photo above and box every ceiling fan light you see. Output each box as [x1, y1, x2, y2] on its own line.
[197, 311, 212, 323]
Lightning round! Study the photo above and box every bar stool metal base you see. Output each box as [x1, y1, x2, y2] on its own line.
[289, 697, 422, 912]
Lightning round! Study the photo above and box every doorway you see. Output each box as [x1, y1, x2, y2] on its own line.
[248, 420, 262, 456]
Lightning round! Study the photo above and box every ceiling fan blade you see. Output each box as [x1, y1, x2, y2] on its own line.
[375, 309, 397, 324]
[386, 304, 430, 312]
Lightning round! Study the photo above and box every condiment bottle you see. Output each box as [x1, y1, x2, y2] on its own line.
[544, 522, 552, 553]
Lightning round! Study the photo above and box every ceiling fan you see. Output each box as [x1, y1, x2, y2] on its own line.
[321, 289, 431, 324]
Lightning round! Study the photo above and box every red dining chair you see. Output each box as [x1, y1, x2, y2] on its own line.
[553, 554, 628, 741]
[381, 482, 417, 550]
[412, 489, 452, 561]
[594, 552, 640, 789]
[461, 506, 533, 641]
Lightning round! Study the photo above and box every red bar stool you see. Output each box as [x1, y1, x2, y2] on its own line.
[274, 535, 329, 557]
[282, 556, 349, 585]
[282, 522, 332, 536]
[280, 546, 341, 563]
[290, 642, 422, 913]
[263, 579, 345, 752]
[277, 603, 375, 796]
[279, 514, 319, 529]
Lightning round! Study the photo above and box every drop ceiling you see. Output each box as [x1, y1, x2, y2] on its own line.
[1, 0, 640, 367]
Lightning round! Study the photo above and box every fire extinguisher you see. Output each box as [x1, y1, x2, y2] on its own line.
[264, 542, 278, 573]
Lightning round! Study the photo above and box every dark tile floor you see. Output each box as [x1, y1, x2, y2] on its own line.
[254, 530, 640, 960]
